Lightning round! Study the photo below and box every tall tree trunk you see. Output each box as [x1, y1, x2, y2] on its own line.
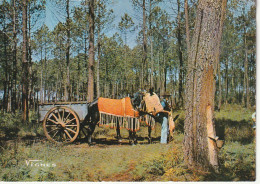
[3, 23, 8, 111]
[2, 3, 9, 112]
[184, 0, 227, 172]
[3, 39, 8, 112]
[150, 40, 154, 88]
[163, 51, 166, 93]
[217, 61, 222, 109]
[142, 0, 148, 89]
[217, 0, 227, 107]
[40, 47, 43, 103]
[104, 60, 108, 97]
[177, 0, 184, 107]
[7, 69, 11, 112]
[124, 36, 128, 94]
[44, 45, 47, 102]
[242, 25, 249, 108]
[87, 0, 95, 102]
[65, 0, 71, 101]
[77, 49, 80, 101]
[12, 0, 17, 112]
[224, 58, 228, 103]
[84, 32, 88, 99]
[28, 2, 33, 109]
[22, 0, 29, 122]
[231, 55, 235, 103]
[149, 0, 154, 88]
[184, 0, 190, 53]
[97, 17, 101, 98]
[244, 48, 249, 108]
[56, 72, 58, 102]
[156, 49, 160, 94]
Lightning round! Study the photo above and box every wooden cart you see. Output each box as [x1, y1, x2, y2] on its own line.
[38, 101, 88, 143]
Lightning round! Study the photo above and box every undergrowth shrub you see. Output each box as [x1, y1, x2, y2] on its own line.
[215, 104, 254, 144]
[0, 112, 21, 139]
[215, 119, 254, 143]
[203, 141, 256, 181]
[0, 111, 42, 141]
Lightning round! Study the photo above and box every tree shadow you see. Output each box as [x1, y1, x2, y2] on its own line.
[174, 117, 254, 145]
[215, 118, 254, 145]
[202, 161, 256, 181]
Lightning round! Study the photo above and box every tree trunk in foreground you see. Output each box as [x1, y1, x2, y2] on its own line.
[184, 0, 227, 172]
[87, 0, 95, 102]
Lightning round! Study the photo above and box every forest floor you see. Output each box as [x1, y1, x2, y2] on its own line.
[0, 104, 256, 181]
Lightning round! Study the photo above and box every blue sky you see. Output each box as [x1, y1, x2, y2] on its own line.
[44, 0, 141, 48]
[43, 0, 175, 49]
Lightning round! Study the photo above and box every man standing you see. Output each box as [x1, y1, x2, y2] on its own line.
[142, 89, 173, 144]
[159, 93, 171, 144]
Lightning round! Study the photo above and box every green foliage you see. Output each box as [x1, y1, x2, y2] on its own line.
[215, 104, 254, 143]
[0, 111, 43, 141]
[203, 141, 255, 181]
[173, 104, 254, 144]
[0, 112, 21, 139]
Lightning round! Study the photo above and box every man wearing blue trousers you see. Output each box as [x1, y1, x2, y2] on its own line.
[159, 93, 171, 144]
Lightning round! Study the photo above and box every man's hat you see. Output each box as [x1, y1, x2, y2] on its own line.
[162, 92, 171, 97]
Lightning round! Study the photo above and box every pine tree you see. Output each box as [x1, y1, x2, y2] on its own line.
[184, 0, 227, 171]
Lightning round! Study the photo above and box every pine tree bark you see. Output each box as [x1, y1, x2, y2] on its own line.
[96, 4, 101, 98]
[184, 0, 190, 53]
[243, 30, 249, 108]
[217, 0, 227, 107]
[224, 58, 228, 103]
[184, 0, 227, 171]
[231, 55, 235, 103]
[44, 44, 47, 102]
[1, 2, 9, 112]
[217, 61, 222, 109]
[65, 0, 71, 101]
[87, 0, 95, 102]
[3, 30, 8, 112]
[244, 48, 249, 108]
[40, 47, 43, 103]
[177, 0, 184, 107]
[149, 0, 154, 88]
[28, 2, 33, 109]
[22, 0, 29, 122]
[142, 0, 148, 89]
[77, 49, 80, 101]
[12, 0, 17, 112]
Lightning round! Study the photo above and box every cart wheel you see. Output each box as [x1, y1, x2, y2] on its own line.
[43, 106, 80, 143]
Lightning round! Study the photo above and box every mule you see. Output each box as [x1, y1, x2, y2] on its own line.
[82, 90, 177, 145]
[82, 95, 148, 145]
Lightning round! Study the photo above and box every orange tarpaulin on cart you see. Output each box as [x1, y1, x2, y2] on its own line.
[98, 97, 139, 118]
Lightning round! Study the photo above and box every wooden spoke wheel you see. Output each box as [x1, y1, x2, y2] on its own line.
[43, 106, 80, 143]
